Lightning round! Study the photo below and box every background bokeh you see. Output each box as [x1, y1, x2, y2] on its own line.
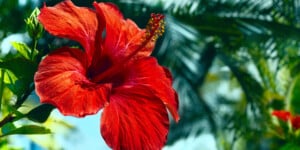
[2, 0, 300, 149]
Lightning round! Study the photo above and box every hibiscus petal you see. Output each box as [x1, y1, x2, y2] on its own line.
[100, 57, 178, 149]
[120, 57, 179, 121]
[38, 0, 98, 62]
[34, 47, 111, 117]
[101, 85, 169, 150]
[272, 110, 291, 122]
[93, 2, 154, 62]
[291, 116, 300, 130]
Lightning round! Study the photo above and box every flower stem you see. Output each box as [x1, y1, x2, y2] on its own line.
[0, 114, 14, 128]
[0, 112, 26, 128]
[30, 38, 38, 61]
[0, 69, 5, 112]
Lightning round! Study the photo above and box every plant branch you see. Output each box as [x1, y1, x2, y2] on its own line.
[0, 114, 14, 128]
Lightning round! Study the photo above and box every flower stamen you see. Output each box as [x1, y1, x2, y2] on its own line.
[145, 13, 165, 42]
[90, 14, 165, 83]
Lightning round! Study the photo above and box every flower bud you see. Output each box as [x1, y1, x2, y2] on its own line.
[25, 8, 43, 39]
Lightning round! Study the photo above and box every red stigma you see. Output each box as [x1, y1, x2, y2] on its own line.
[145, 13, 165, 41]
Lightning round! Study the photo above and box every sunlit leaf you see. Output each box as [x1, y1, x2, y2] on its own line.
[0, 58, 37, 99]
[1, 125, 51, 137]
[287, 75, 300, 114]
[11, 42, 31, 60]
[10, 42, 39, 61]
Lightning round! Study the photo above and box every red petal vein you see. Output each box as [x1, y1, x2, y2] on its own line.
[38, 0, 98, 62]
[34, 47, 111, 117]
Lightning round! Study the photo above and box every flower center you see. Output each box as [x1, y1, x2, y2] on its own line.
[89, 14, 165, 84]
[121, 13, 165, 62]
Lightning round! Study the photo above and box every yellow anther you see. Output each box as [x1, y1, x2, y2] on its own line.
[145, 13, 165, 42]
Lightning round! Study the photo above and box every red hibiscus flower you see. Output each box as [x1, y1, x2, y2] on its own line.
[34, 0, 179, 149]
[272, 110, 300, 130]
[291, 116, 300, 130]
[272, 110, 291, 122]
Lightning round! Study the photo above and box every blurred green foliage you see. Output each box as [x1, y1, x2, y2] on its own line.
[0, 1, 75, 149]
[0, 0, 33, 39]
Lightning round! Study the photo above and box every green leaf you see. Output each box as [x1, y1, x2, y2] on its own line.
[280, 142, 300, 150]
[0, 58, 37, 98]
[11, 42, 31, 60]
[10, 42, 39, 61]
[287, 75, 300, 114]
[27, 104, 55, 123]
[1, 123, 16, 135]
[4, 70, 27, 97]
[0, 57, 37, 81]
[3, 69, 17, 85]
[1, 125, 51, 137]
[6, 105, 25, 120]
